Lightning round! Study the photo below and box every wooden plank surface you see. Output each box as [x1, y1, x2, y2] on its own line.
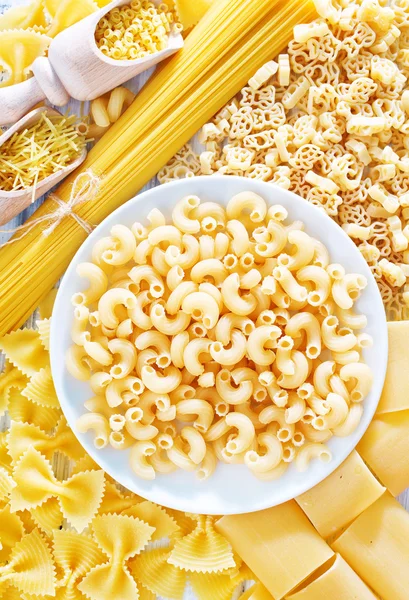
[0, 3, 407, 597]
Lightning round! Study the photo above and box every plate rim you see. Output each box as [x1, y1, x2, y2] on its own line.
[50, 175, 388, 514]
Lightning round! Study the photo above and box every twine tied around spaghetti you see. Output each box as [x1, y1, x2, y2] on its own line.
[0, 170, 100, 245]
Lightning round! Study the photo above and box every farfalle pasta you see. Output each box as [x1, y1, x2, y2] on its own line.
[10, 447, 105, 532]
[0, 0, 47, 31]
[0, 29, 50, 87]
[68, 192, 374, 481]
[50, 529, 106, 598]
[7, 418, 84, 463]
[78, 514, 155, 600]
[129, 546, 188, 599]
[0, 329, 48, 377]
[168, 515, 236, 573]
[0, 529, 56, 597]
[44, 0, 98, 37]
[123, 499, 180, 540]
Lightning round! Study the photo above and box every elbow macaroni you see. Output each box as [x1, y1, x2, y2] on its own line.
[69, 192, 373, 481]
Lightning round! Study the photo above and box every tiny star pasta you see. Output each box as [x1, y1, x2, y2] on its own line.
[67, 192, 374, 481]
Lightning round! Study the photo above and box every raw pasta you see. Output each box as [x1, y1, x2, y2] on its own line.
[68, 192, 373, 481]
[95, 1, 181, 61]
[159, 0, 409, 321]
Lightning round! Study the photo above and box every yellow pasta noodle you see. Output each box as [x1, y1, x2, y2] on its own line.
[358, 409, 409, 496]
[10, 447, 105, 532]
[216, 502, 334, 599]
[7, 418, 84, 463]
[376, 321, 409, 414]
[95, 2, 180, 61]
[296, 450, 385, 540]
[0, 0, 47, 31]
[0, 504, 24, 563]
[78, 514, 155, 600]
[332, 492, 409, 600]
[287, 553, 377, 600]
[0, 329, 48, 376]
[0, 29, 50, 87]
[168, 515, 235, 573]
[0, 112, 88, 193]
[45, 0, 99, 37]
[0, 528, 56, 596]
[129, 546, 188, 599]
[123, 500, 180, 540]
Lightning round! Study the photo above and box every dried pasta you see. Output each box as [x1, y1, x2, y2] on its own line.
[95, 1, 181, 61]
[10, 447, 105, 532]
[78, 514, 155, 600]
[159, 0, 409, 320]
[168, 515, 236, 572]
[68, 192, 373, 481]
[0, 29, 50, 87]
[0, 112, 87, 193]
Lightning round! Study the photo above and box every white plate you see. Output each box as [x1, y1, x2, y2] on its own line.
[50, 176, 388, 515]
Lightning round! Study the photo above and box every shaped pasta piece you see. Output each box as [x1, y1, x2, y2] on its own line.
[123, 501, 180, 541]
[0, 466, 15, 502]
[37, 319, 51, 351]
[0, 329, 49, 376]
[0, 0, 47, 31]
[37, 288, 58, 320]
[0, 30, 51, 87]
[190, 563, 250, 600]
[167, 509, 197, 536]
[51, 529, 106, 598]
[21, 366, 59, 408]
[174, 0, 214, 29]
[168, 515, 235, 573]
[10, 447, 105, 532]
[0, 432, 11, 473]
[0, 361, 28, 416]
[0, 529, 56, 596]
[7, 418, 84, 463]
[78, 514, 155, 600]
[296, 451, 385, 539]
[129, 547, 187, 600]
[358, 410, 409, 496]
[332, 493, 409, 600]
[217, 502, 333, 600]
[45, 0, 99, 37]
[7, 387, 61, 431]
[377, 322, 409, 414]
[0, 505, 24, 563]
[98, 481, 142, 515]
[287, 554, 377, 600]
[30, 497, 64, 536]
[138, 586, 156, 600]
[71, 453, 101, 475]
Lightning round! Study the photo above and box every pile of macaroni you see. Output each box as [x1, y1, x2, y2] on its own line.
[158, 0, 409, 322]
[95, 1, 181, 61]
[67, 192, 373, 481]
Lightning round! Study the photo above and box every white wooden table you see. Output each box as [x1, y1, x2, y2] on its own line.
[0, 3, 407, 596]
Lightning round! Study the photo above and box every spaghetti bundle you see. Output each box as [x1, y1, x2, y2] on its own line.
[0, 0, 316, 335]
